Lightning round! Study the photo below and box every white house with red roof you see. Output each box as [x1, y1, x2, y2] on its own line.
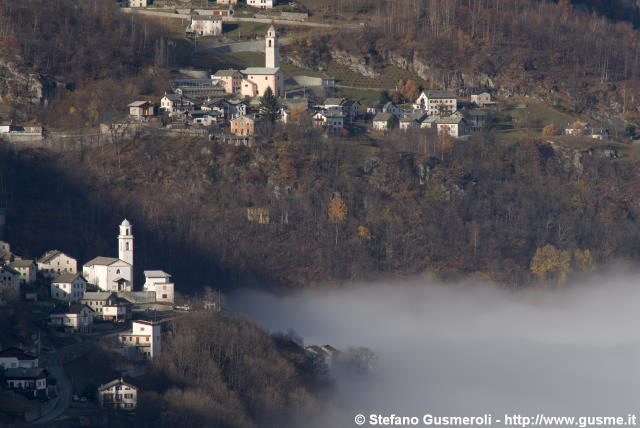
[0, 347, 39, 369]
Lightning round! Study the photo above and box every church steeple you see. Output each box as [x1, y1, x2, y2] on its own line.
[265, 24, 279, 69]
[118, 219, 134, 267]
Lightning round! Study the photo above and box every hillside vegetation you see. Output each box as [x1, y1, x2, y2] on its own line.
[0, 0, 170, 127]
[285, 0, 640, 127]
[138, 311, 332, 428]
[3, 126, 640, 289]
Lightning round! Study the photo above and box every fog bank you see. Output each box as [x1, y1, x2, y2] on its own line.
[230, 272, 640, 421]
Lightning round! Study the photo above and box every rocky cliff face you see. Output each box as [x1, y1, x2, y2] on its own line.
[0, 60, 54, 121]
[380, 50, 496, 90]
[284, 45, 629, 125]
[330, 49, 380, 78]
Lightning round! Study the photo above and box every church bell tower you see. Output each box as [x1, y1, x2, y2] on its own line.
[118, 219, 134, 267]
[265, 24, 279, 69]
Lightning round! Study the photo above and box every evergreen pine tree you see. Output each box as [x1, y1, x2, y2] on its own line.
[259, 87, 280, 124]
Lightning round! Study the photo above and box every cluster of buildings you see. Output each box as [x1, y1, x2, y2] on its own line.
[289, 90, 492, 138]
[0, 343, 141, 411]
[0, 347, 48, 399]
[123, 23, 495, 140]
[0, 219, 175, 351]
[564, 121, 609, 140]
[123, 0, 278, 9]
[128, 25, 284, 137]
[0, 219, 180, 411]
[368, 90, 493, 137]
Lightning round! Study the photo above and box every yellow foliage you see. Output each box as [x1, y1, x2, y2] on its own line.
[289, 105, 307, 123]
[542, 124, 558, 136]
[69, 106, 78, 115]
[358, 225, 372, 240]
[328, 196, 348, 224]
[574, 249, 595, 273]
[570, 194, 584, 215]
[572, 121, 584, 134]
[530, 244, 571, 285]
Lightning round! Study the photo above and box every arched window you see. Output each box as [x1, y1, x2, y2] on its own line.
[269, 40, 272, 47]
[126, 228, 129, 235]
[125, 242, 129, 251]
[116, 269, 120, 274]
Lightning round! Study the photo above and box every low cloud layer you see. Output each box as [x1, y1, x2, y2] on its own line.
[230, 270, 640, 423]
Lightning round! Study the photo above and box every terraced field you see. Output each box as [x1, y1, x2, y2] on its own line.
[326, 62, 427, 90]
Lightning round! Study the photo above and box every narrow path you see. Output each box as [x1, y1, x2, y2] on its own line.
[32, 340, 93, 424]
[124, 8, 358, 29]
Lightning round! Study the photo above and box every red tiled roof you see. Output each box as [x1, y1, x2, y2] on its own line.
[0, 347, 38, 360]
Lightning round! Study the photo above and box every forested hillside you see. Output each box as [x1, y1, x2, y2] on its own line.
[287, 0, 640, 126]
[3, 126, 640, 290]
[0, 0, 170, 127]
[138, 311, 332, 427]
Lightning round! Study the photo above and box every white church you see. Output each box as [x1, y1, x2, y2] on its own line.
[83, 219, 134, 292]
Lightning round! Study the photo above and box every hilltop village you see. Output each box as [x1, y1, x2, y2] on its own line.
[0, 216, 352, 423]
[0, 219, 179, 418]
[0, 12, 613, 146]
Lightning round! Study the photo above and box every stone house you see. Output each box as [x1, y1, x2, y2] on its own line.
[9, 259, 36, 284]
[372, 112, 397, 131]
[37, 250, 77, 278]
[436, 116, 465, 137]
[230, 115, 258, 136]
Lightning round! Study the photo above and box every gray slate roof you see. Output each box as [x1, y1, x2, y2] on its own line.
[144, 270, 171, 278]
[436, 115, 463, 124]
[9, 259, 34, 268]
[214, 69, 240, 77]
[37, 250, 62, 263]
[52, 273, 85, 283]
[323, 97, 344, 106]
[0, 266, 19, 275]
[373, 112, 394, 122]
[5, 367, 47, 379]
[82, 291, 115, 301]
[242, 67, 281, 75]
[423, 90, 457, 99]
[84, 256, 119, 267]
